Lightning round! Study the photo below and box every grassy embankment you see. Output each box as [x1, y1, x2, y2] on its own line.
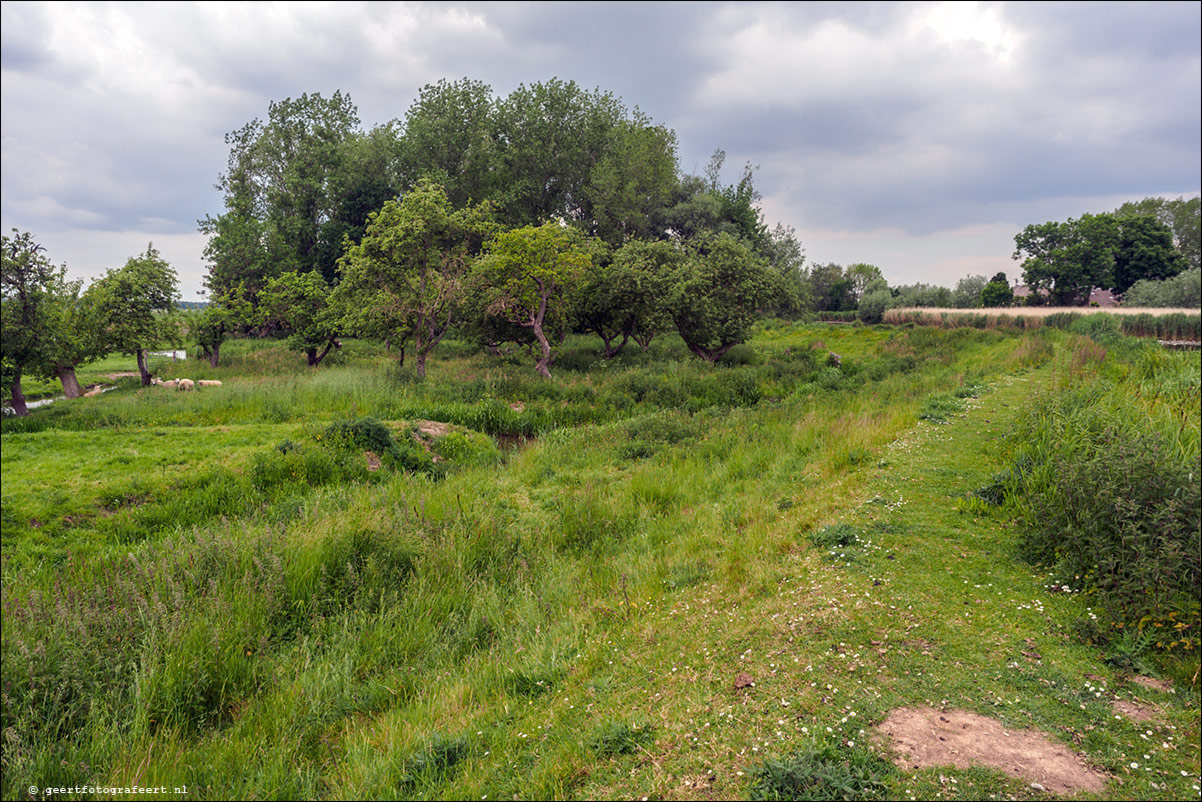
[1, 323, 1198, 800]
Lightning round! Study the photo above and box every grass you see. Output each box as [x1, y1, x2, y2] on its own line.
[2, 324, 1199, 800]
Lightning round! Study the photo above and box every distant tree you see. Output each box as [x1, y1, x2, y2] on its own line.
[494, 79, 625, 227]
[806, 263, 855, 312]
[1110, 214, 1188, 294]
[892, 283, 953, 308]
[475, 223, 594, 377]
[846, 263, 885, 305]
[950, 275, 989, 308]
[979, 272, 1014, 307]
[1013, 214, 1119, 305]
[1122, 267, 1201, 309]
[335, 179, 496, 378]
[857, 278, 895, 324]
[91, 244, 180, 386]
[763, 223, 810, 317]
[200, 91, 370, 312]
[1, 230, 63, 414]
[1114, 195, 1200, 272]
[192, 294, 249, 368]
[258, 271, 340, 367]
[670, 232, 776, 362]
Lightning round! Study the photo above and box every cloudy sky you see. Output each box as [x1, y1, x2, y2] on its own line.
[2, 1, 1199, 299]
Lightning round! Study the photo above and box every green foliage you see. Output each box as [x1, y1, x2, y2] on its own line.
[1122, 267, 1201, 309]
[670, 232, 776, 361]
[1014, 214, 1119, 305]
[476, 223, 595, 377]
[1113, 195, 1200, 272]
[334, 179, 497, 377]
[259, 271, 339, 366]
[979, 276, 1014, 307]
[747, 740, 893, 801]
[1006, 358, 1201, 650]
[1111, 214, 1189, 293]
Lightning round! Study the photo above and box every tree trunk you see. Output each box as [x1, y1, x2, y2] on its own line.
[209, 342, 220, 368]
[9, 373, 29, 416]
[137, 349, 152, 385]
[532, 324, 553, 378]
[686, 342, 733, 363]
[416, 350, 427, 379]
[57, 365, 83, 398]
[308, 339, 335, 367]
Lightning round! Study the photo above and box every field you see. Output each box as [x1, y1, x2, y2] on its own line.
[2, 323, 1199, 801]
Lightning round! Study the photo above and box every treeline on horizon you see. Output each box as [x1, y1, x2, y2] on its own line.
[3, 79, 1199, 411]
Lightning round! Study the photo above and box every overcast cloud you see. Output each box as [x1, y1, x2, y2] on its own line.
[2, 0, 1198, 298]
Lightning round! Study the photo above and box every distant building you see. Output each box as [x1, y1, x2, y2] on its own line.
[1088, 288, 1119, 307]
[1011, 283, 1050, 301]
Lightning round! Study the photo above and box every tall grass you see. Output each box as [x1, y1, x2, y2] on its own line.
[883, 306, 1201, 340]
[1002, 343, 1201, 650]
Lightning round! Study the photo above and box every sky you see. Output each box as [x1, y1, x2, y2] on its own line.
[2, 1, 1199, 300]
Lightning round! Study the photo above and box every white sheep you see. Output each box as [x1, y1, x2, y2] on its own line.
[176, 378, 195, 391]
[83, 385, 103, 398]
[196, 380, 222, 388]
[152, 378, 180, 389]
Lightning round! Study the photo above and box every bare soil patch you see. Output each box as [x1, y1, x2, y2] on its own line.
[878, 707, 1109, 796]
[1129, 675, 1173, 693]
[413, 420, 451, 438]
[1110, 698, 1157, 722]
[106, 372, 141, 379]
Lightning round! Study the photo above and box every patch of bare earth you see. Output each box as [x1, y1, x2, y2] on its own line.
[1129, 675, 1173, 693]
[878, 707, 1109, 796]
[106, 372, 141, 379]
[1110, 699, 1157, 722]
[413, 420, 451, 438]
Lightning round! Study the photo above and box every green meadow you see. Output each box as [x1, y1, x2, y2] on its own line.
[1, 323, 1198, 800]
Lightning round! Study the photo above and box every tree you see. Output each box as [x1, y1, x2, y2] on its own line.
[494, 79, 625, 227]
[398, 78, 499, 210]
[1111, 214, 1188, 295]
[575, 239, 680, 356]
[475, 223, 593, 377]
[846, 263, 885, 305]
[951, 274, 989, 308]
[857, 278, 895, 324]
[1123, 267, 1201, 308]
[91, 244, 180, 386]
[585, 115, 680, 246]
[258, 271, 340, 367]
[670, 232, 776, 362]
[200, 91, 368, 313]
[980, 272, 1014, 307]
[35, 277, 107, 397]
[191, 294, 249, 368]
[1, 230, 63, 414]
[1013, 214, 1119, 305]
[762, 223, 810, 317]
[335, 179, 496, 378]
[1114, 195, 1200, 272]
[806, 263, 855, 312]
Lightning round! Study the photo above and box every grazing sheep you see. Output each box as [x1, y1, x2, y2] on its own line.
[176, 378, 195, 391]
[83, 385, 103, 397]
[152, 378, 180, 389]
[196, 380, 222, 388]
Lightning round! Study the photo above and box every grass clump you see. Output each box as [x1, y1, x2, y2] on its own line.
[589, 721, 654, 757]
[398, 734, 470, 790]
[747, 740, 893, 801]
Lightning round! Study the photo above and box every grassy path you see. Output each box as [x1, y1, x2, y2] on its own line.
[412, 366, 1199, 801]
